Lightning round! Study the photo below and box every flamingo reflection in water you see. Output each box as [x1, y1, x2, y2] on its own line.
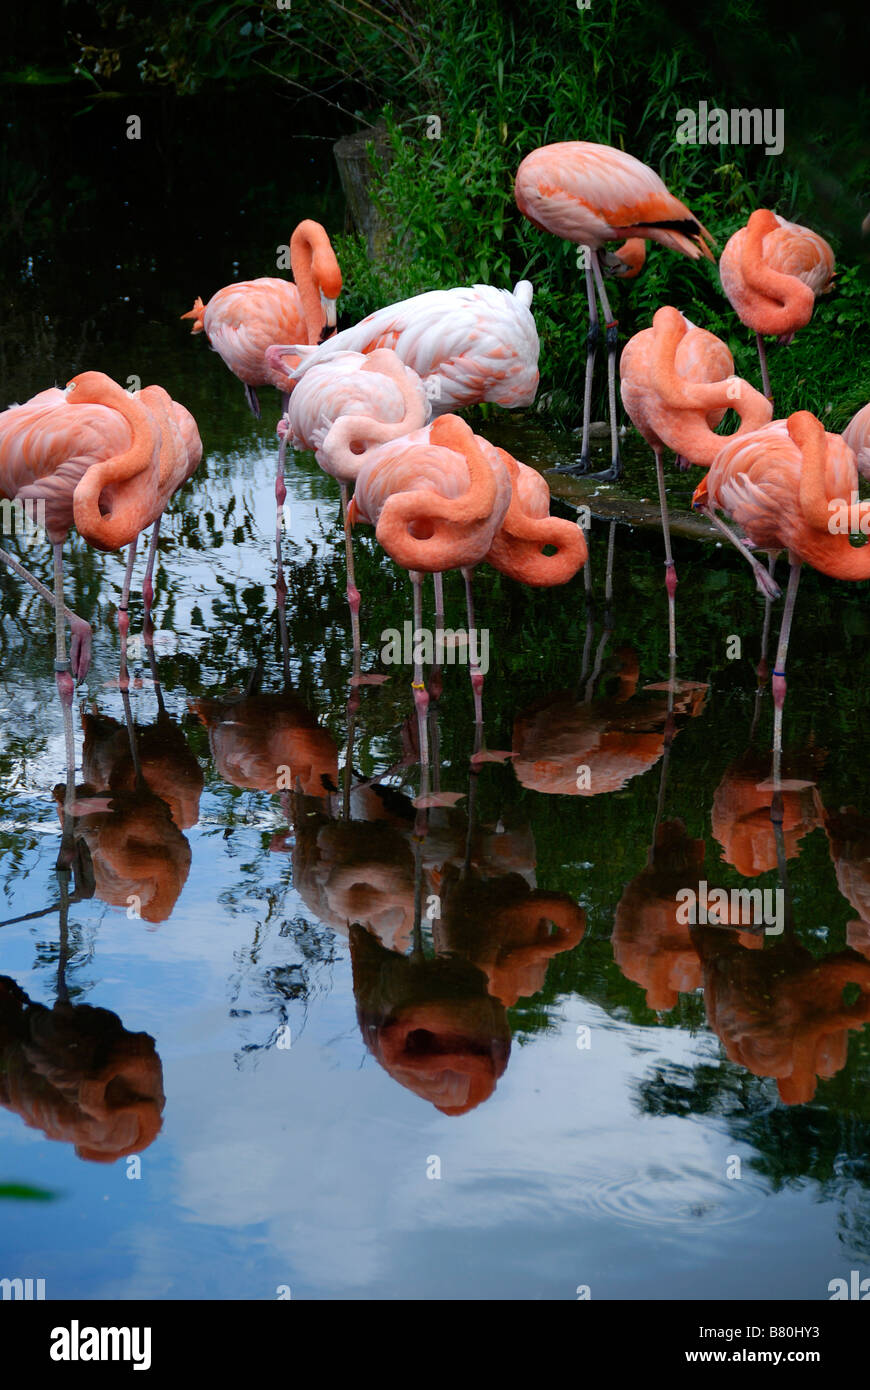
[512, 645, 706, 798]
[692, 928, 870, 1106]
[613, 820, 763, 1015]
[0, 975, 164, 1163]
[52, 667, 204, 926]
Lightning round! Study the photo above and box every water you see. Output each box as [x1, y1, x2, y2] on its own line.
[3, 220, 870, 1306]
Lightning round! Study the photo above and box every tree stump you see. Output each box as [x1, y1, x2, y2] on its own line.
[333, 126, 392, 260]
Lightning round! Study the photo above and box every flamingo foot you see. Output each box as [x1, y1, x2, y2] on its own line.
[674, 454, 691, 473]
[68, 619, 93, 683]
[551, 454, 593, 476]
[589, 452, 624, 483]
[754, 565, 781, 601]
[244, 384, 261, 419]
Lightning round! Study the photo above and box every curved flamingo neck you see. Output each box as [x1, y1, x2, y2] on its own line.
[649, 309, 772, 463]
[69, 375, 159, 550]
[790, 410, 832, 531]
[320, 353, 429, 482]
[486, 447, 586, 584]
[787, 411, 870, 577]
[290, 221, 341, 345]
[741, 210, 815, 334]
[375, 415, 498, 571]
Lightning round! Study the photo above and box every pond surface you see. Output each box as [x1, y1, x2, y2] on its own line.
[3, 252, 870, 1303]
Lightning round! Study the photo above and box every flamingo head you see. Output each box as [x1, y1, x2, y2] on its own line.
[603, 239, 646, 278]
[65, 371, 124, 406]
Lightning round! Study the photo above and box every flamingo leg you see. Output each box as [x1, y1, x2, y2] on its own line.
[141, 516, 161, 647]
[771, 559, 801, 770]
[461, 565, 484, 729]
[275, 431, 291, 670]
[121, 688, 142, 785]
[0, 545, 92, 680]
[553, 259, 599, 476]
[340, 482, 361, 672]
[757, 552, 779, 682]
[697, 506, 782, 600]
[603, 517, 616, 608]
[589, 251, 623, 482]
[276, 430, 289, 568]
[118, 536, 138, 693]
[755, 333, 773, 407]
[52, 543, 77, 872]
[653, 448, 678, 659]
[244, 383, 261, 419]
[411, 570, 430, 774]
[429, 570, 444, 704]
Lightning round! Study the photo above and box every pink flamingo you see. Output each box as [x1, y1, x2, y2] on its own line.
[719, 209, 835, 405]
[514, 141, 714, 479]
[284, 348, 430, 663]
[620, 305, 773, 654]
[181, 219, 342, 417]
[348, 418, 585, 734]
[265, 280, 540, 416]
[348, 415, 511, 750]
[0, 371, 202, 855]
[693, 412, 863, 768]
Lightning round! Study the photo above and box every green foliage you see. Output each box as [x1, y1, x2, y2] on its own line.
[325, 0, 870, 423]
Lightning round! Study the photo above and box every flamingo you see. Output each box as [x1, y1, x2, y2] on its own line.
[620, 305, 774, 655]
[265, 280, 540, 415]
[514, 141, 714, 480]
[712, 749, 825, 879]
[347, 414, 511, 748]
[511, 649, 707, 798]
[435, 864, 585, 1008]
[284, 348, 431, 663]
[0, 975, 165, 1162]
[180, 219, 342, 418]
[190, 688, 339, 801]
[0, 371, 202, 861]
[693, 929, 870, 1105]
[719, 209, 835, 406]
[693, 411, 865, 770]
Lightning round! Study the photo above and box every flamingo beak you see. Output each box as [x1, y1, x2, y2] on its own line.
[319, 294, 338, 342]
